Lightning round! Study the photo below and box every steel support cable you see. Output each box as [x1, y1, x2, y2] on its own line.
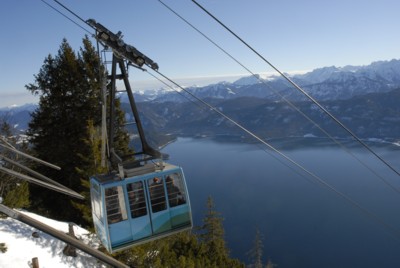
[149, 69, 338, 182]
[148, 68, 400, 240]
[0, 166, 83, 199]
[145, 70, 318, 186]
[40, 0, 93, 35]
[51, 0, 96, 32]
[156, 0, 400, 194]
[157, 0, 326, 142]
[44, 0, 208, 156]
[47, 0, 400, 180]
[191, 0, 400, 178]
[0, 155, 75, 192]
[0, 141, 83, 199]
[47, 0, 344, 175]
[0, 143, 60, 170]
[148, 69, 324, 181]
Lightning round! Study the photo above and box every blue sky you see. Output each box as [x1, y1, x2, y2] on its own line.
[1, 0, 399, 107]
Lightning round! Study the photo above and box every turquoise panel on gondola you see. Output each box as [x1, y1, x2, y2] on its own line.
[109, 220, 132, 247]
[170, 205, 192, 228]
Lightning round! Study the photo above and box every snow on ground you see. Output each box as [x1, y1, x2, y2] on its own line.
[0, 210, 106, 268]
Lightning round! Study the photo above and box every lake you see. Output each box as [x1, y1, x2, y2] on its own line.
[162, 137, 400, 268]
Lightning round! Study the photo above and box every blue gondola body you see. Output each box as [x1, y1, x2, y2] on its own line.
[90, 163, 192, 253]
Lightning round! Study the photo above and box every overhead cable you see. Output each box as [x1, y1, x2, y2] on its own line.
[40, 0, 400, 240]
[39, 0, 92, 34]
[156, 0, 400, 194]
[148, 68, 400, 240]
[52, 0, 95, 31]
[190, 0, 400, 178]
[146, 70, 319, 186]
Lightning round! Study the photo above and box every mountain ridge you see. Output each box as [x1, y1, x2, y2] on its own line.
[138, 58, 400, 103]
[2, 59, 400, 146]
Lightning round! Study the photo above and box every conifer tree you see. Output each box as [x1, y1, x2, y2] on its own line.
[71, 119, 105, 227]
[247, 228, 277, 268]
[26, 38, 93, 223]
[247, 227, 264, 268]
[25, 37, 129, 226]
[199, 196, 244, 268]
[199, 196, 227, 263]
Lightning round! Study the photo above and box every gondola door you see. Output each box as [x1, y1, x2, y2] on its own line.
[126, 181, 152, 241]
[104, 186, 132, 247]
[147, 177, 172, 234]
[165, 171, 192, 229]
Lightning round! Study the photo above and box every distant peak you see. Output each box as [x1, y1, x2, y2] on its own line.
[233, 74, 263, 86]
[0, 103, 37, 111]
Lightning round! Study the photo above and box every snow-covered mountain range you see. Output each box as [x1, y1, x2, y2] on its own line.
[132, 59, 400, 103]
[1, 59, 400, 142]
[3, 59, 400, 109]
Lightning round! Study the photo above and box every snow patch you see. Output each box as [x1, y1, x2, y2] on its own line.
[0, 210, 104, 268]
[226, 88, 236, 95]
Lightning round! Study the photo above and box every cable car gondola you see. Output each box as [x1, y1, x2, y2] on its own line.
[90, 162, 192, 253]
[88, 21, 192, 253]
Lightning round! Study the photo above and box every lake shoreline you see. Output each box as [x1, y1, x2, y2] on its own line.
[161, 134, 400, 151]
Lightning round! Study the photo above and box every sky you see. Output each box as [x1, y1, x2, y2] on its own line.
[1, 0, 399, 107]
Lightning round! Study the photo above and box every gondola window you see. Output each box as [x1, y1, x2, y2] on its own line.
[127, 181, 147, 218]
[165, 173, 187, 207]
[148, 177, 167, 213]
[105, 186, 128, 224]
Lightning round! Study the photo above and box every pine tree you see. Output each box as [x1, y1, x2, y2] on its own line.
[247, 228, 277, 268]
[199, 195, 227, 266]
[199, 196, 244, 268]
[247, 227, 264, 268]
[25, 37, 130, 226]
[71, 119, 105, 228]
[26, 38, 91, 223]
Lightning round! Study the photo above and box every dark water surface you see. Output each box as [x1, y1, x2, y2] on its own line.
[162, 137, 400, 268]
